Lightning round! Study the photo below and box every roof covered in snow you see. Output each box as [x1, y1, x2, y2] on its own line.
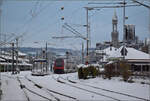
[0, 54, 30, 62]
[18, 51, 27, 56]
[77, 63, 101, 68]
[119, 46, 150, 60]
[96, 46, 150, 62]
[0, 58, 5, 61]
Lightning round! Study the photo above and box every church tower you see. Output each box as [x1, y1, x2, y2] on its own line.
[111, 10, 119, 48]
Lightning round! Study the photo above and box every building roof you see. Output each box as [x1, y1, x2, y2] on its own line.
[0, 62, 32, 66]
[18, 51, 27, 56]
[119, 46, 150, 60]
[96, 46, 150, 62]
[0, 54, 29, 62]
[0, 58, 5, 61]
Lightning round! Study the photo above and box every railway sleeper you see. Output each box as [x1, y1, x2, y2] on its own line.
[57, 79, 65, 84]
[20, 84, 26, 89]
[34, 84, 43, 89]
[68, 79, 77, 84]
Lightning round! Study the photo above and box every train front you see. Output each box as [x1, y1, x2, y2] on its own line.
[53, 58, 64, 74]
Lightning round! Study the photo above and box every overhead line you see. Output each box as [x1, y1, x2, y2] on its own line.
[84, 4, 141, 9]
[88, 0, 150, 4]
[24, 3, 88, 43]
[13, 1, 54, 40]
[132, 0, 150, 9]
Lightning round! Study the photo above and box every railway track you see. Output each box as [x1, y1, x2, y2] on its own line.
[2, 74, 149, 101]
[65, 76, 150, 101]
[2, 74, 77, 101]
[16, 77, 30, 101]
[2, 75, 31, 101]
[24, 75, 78, 101]
[17, 77, 53, 101]
[52, 75, 122, 101]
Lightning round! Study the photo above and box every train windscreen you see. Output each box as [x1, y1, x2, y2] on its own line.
[55, 58, 63, 67]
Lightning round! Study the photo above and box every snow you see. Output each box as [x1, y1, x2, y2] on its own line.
[0, 58, 5, 61]
[121, 47, 150, 60]
[1, 75, 25, 101]
[18, 51, 27, 56]
[77, 63, 101, 68]
[107, 61, 114, 64]
[96, 46, 150, 62]
[77, 64, 89, 68]
[1, 71, 150, 101]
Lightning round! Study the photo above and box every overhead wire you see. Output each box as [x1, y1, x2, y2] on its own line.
[5, 1, 40, 46]
[13, 1, 40, 34]
[16, 1, 57, 47]
[53, 3, 90, 49]
[24, 2, 89, 44]
[11, 1, 55, 44]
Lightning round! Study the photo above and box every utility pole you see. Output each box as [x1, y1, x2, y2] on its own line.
[82, 42, 84, 64]
[0, 1, 2, 98]
[16, 38, 19, 73]
[85, 7, 92, 64]
[0, 0, 2, 56]
[86, 8, 89, 64]
[45, 42, 48, 73]
[123, 0, 126, 59]
[12, 42, 15, 74]
[66, 51, 69, 73]
[149, 7, 150, 59]
[4, 34, 6, 72]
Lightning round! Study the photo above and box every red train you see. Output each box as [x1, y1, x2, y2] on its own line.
[53, 58, 77, 74]
[53, 58, 65, 74]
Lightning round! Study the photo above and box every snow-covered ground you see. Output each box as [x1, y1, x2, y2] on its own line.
[1, 71, 150, 101]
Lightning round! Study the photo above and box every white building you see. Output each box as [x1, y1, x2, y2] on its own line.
[96, 46, 150, 72]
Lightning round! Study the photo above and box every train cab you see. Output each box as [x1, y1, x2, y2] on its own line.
[53, 58, 64, 74]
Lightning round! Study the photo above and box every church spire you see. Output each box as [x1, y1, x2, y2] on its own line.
[111, 9, 119, 48]
[112, 9, 118, 21]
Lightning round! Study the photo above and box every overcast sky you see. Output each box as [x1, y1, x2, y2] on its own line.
[1, 0, 150, 50]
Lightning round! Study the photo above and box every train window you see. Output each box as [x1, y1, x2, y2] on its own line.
[55, 58, 63, 67]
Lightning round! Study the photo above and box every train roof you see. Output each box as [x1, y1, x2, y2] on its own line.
[34, 59, 46, 62]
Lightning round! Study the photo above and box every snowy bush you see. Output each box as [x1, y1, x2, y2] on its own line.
[78, 67, 83, 79]
[119, 61, 131, 82]
[104, 64, 114, 79]
[78, 66, 99, 79]
[104, 60, 132, 81]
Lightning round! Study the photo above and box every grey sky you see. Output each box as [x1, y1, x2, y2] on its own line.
[1, 0, 150, 50]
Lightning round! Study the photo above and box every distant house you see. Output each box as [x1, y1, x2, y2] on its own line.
[96, 46, 150, 72]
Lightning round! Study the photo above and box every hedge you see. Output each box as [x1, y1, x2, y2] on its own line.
[78, 66, 99, 79]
